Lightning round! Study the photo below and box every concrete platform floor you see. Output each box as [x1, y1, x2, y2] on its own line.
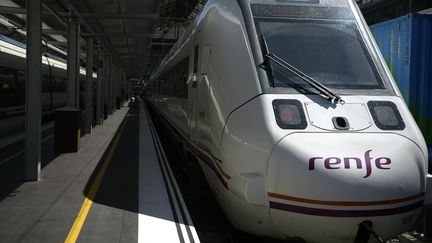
[0, 105, 136, 243]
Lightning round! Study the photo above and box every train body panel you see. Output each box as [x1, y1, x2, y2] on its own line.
[146, 0, 430, 242]
[151, 0, 261, 159]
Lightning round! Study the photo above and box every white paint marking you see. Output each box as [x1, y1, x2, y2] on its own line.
[148, 114, 201, 243]
[138, 102, 182, 243]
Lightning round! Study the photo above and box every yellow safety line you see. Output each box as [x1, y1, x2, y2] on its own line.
[64, 117, 128, 243]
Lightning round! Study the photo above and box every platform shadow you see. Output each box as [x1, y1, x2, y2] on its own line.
[83, 107, 139, 214]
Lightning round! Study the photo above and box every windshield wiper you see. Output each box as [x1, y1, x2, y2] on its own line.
[260, 35, 344, 104]
[260, 35, 275, 87]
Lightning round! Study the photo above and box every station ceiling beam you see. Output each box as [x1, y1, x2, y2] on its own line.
[85, 32, 153, 37]
[0, 0, 200, 76]
[59, 1, 124, 68]
[108, 43, 174, 48]
[57, 12, 159, 19]
[0, 6, 26, 14]
[150, 42, 175, 46]
[41, 29, 153, 37]
[44, 41, 173, 48]
[0, 6, 186, 20]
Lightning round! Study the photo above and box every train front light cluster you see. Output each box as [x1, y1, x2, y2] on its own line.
[272, 99, 307, 129]
[368, 101, 405, 130]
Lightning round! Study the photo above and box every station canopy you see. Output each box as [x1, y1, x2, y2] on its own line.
[0, 0, 205, 78]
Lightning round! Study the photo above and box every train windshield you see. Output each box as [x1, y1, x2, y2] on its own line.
[252, 3, 386, 92]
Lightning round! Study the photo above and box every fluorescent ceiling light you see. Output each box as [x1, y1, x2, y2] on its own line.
[0, 39, 97, 78]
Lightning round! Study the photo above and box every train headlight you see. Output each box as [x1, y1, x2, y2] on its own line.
[272, 99, 307, 129]
[367, 101, 405, 130]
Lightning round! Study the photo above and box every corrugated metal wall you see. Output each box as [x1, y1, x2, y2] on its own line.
[371, 13, 432, 145]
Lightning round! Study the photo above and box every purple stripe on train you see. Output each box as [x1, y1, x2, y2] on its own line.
[160, 113, 229, 189]
[269, 201, 423, 217]
[189, 144, 228, 189]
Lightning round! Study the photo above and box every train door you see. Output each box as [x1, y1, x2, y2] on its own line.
[197, 45, 211, 142]
[189, 32, 200, 142]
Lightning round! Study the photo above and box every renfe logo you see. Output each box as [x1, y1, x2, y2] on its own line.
[308, 150, 391, 178]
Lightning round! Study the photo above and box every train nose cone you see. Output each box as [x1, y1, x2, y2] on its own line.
[267, 133, 426, 243]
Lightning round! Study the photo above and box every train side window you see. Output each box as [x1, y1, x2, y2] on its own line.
[158, 56, 189, 99]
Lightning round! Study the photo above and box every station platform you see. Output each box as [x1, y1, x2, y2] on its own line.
[0, 101, 199, 243]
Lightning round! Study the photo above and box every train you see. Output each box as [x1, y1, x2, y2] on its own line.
[0, 34, 94, 137]
[145, 0, 432, 242]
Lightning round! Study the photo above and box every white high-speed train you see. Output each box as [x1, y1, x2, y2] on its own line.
[145, 0, 432, 242]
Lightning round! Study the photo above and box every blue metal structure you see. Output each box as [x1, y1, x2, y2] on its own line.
[371, 13, 432, 146]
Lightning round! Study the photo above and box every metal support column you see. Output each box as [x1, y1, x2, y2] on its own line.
[125, 73, 128, 98]
[107, 58, 111, 114]
[120, 69, 123, 105]
[120, 71, 122, 99]
[109, 60, 114, 114]
[116, 66, 119, 97]
[95, 51, 103, 125]
[115, 65, 120, 109]
[112, 64, 117, 110]
[66, 17, 80, 108]
[84, 37, 93, 134]
[121, 71, 125, 100]
[118, 68, 121, 105]
[25, 0, 42, 181]
[124, 72, 126, 98]
[127, 78, 131, 99]
[119, 70, 122, 101]
[103, 54, 109, 118]
[54, 15, 81, 154]
[117, 68, 122, 97]
[106, 56, 110, 117]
